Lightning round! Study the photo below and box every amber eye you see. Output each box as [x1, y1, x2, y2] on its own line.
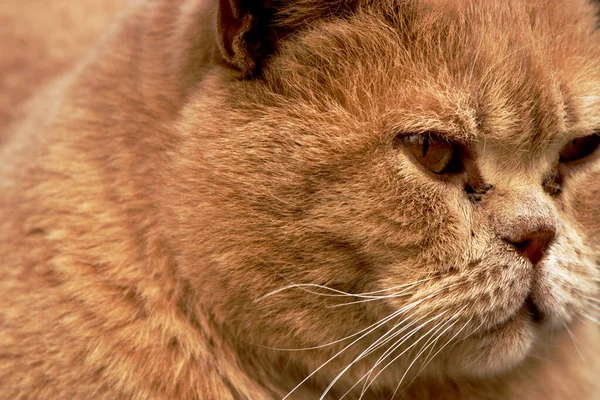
[399, 133, 457, 174]
[559, 134, 600, 163]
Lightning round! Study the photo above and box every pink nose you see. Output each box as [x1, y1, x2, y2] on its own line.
[504, 228, 556, 265]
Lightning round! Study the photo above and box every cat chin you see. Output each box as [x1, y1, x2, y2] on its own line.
[446, 309, 537, 378]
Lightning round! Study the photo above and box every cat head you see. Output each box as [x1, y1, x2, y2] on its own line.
[167, 0, 600, 393]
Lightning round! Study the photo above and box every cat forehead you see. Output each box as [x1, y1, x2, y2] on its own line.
[265, 0, 600, 146]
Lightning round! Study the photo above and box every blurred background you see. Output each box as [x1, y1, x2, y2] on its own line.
[0, 0, 130, 139]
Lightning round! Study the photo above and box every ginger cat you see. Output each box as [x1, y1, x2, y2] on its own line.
[1, 0, 599, 399]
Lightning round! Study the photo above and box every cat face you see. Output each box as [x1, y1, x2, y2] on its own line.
[170, 0, 600, 394]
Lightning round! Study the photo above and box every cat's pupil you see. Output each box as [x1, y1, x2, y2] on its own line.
[399, 133, 456, 174]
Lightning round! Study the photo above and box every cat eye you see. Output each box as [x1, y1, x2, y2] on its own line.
[559, 133, 600, 163]
[398, 133, 458, 174]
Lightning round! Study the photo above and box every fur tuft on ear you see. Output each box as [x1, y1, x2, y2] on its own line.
[217, 0, 277, 76]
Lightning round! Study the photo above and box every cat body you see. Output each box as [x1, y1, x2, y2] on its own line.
[1, 0, 599, 399]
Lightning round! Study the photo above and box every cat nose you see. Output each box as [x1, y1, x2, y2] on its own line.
[503, 227, 556, 265]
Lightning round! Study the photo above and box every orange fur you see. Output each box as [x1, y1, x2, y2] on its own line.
[1, 1, 599, 399]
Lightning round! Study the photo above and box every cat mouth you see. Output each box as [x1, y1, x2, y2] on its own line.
[524, 296, 544, 323]
[483, 295, 544, 334]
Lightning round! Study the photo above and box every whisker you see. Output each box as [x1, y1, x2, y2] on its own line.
[369, 306, 468, 398]
[358, 316, 453, 399]
[320, 311, 449, 400]
[256, 283, 385, 302]
[582, 295, 600, 303]
[332, 280, 463, 308]
[328, 287, 414, 308]
[336, 311, 429, 400]
[362, 313, 437, 369]
[353, 277, 436, 296]
[355, 311, 457, 399]
[259, 283, 458, 352]
[390, 317, 463, 399]
[281, 305, 411, 400]
[352, 283, 464, 364]
[353, 283, 464, 361]
[357, 310, 427, 361]
[565, 324, 588, 367]
[315, 286, 459, 399]
[400, 315, 475, 397]
[255, 296, 431, 353]
[574, 314, 595, 330]
[256, 277, 434, 303]
[282, 283, 463, 398]
[580, 313, 600, 327]
[259, 306, 407, 353]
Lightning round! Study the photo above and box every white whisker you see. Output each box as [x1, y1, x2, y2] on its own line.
[352, 277, 436, 296]
[282, 283, 463, 398]
[332, 280, 463, 308]
[256, 283, 384, 302]
[281, 306, 408, 400]
[357, 310, 426, 361]
[354, 284, 464, 361]
[583, 295, 600, 303]
[260, 306, 407, 353]
[352, 283, 464, 365]
[355, 311, 455, 399]
[370, 306, 468, 399]
[399, 314, 475, 397]
[259, 283, 459, 353]
[321, 310, 449, 400]
[336, 311, 428, 400]
[256, 277, 434, 303]
[315, 285, 459, 399]
[358, 316, 452, 399]
[565, 324, 588, 367]
[580, 313, 600, 327]
[391, 318, 462, 399]
[255, 297, 428, 352]
[328, 287, 414, 308]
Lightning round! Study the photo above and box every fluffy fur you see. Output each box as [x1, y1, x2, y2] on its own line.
[1, 0, 599, 399]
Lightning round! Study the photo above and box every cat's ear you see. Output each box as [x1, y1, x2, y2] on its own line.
[217, 0, 276, 76]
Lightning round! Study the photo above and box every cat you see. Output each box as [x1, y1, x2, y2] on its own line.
[1, 0, 599, 399]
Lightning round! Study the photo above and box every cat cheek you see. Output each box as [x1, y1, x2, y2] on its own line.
[528, 232, 598, 328]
